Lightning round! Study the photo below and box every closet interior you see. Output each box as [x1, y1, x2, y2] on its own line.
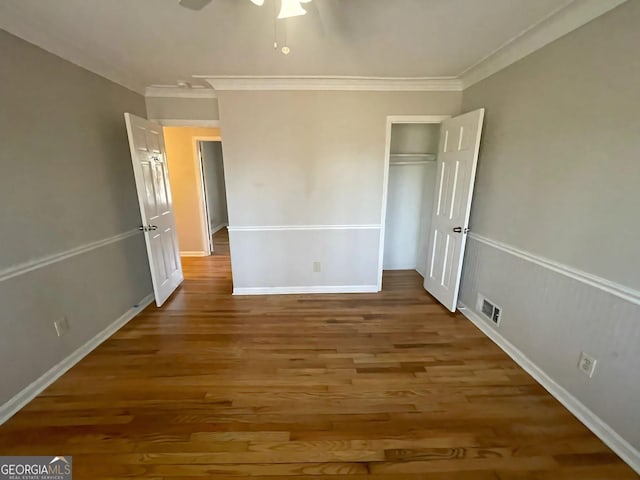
[383, 122, 441, 276]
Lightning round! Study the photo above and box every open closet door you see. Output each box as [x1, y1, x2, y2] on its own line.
[124, 113, 183, 307]
[424, 109, 485, 312]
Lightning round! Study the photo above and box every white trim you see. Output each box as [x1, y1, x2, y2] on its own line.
[458, 303, 640, 475]
[390, 161, 434, 166]
[212, 223, 228, 234]
[0, 293, 154, 425]
[468, 233, 640, 307]
[460, 0, 627, 88]
[0, 229, 140, 283]
[233, 285, 378, 295]
[378, 115, 451, 291]
[228, 224, 381, 232]
[180, 251, 208, 257]
[150, 119, 221, 128]
[0, 0, 622, 96]
[199, 76, 463, 92]
[145, 86, 217, 98]
[390, 153, 437, 159]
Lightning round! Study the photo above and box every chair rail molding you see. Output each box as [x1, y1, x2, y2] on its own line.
[0, 229, 141, 284]
[468, 233, 640, 307]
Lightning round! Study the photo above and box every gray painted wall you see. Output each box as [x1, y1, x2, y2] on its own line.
[0, 30, 152, 406]
[216, 90, 461, 290]
[146, 96, 219, 121]
[202, 141, 228, 231]
[460, 1, 640, 451]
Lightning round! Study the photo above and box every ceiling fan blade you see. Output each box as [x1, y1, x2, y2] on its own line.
[178, 0, 213, 11]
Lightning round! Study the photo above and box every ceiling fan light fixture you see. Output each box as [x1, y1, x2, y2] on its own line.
[278, 0, 307, 19]
[249, 0, 264, 5]
[178, 0, 213, 11]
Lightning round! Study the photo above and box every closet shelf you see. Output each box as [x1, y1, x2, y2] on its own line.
[390, 153, 437, 166]
[390, 161, 433, 166]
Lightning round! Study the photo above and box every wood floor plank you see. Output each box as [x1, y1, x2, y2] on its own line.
[0, 239, 636, 479]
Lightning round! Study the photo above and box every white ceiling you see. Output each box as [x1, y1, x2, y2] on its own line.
[0, 0, 601, 93]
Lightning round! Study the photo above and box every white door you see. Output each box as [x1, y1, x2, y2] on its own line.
[424, 109, 485, 311]
[124, 113, 183, 306]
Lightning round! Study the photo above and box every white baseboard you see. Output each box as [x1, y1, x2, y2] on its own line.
[212, 223, 228, 234]
[233, 285, 379, 295]
[0, 293, 154, 425]
[180, 251, 208, 257]
[458, 303, 640, 474]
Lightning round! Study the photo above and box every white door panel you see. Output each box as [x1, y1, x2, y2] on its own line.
[424, 109, 485, 311]
[125, 113, 183, 307]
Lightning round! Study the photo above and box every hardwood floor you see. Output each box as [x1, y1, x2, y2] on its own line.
[212, 227, 230, 256]
[0, 254, 636, 479]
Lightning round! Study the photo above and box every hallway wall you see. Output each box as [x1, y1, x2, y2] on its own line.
[202, 141, 228, 234]
[163, 126, 221, 255]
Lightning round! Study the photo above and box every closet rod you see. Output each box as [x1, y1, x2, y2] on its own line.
[390, 161, 435, 166]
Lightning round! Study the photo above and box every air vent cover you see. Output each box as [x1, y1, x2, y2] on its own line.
[477, 294, 502, 326]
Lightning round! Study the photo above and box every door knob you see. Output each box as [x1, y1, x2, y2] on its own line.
[149, 225, 158, 231]
[453, 227, 462, 233]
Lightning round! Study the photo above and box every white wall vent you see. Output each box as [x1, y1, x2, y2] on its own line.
[477, 294, 502, 326]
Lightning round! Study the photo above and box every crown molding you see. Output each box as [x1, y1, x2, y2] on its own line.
[145, 86, 218, 99]
[0, 3, 146, 94]
[196, 76, 463, 92]
[1, 0, 625, 96]
[460, 0, 628, 89]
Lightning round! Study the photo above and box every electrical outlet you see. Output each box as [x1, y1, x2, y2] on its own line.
[578, 352, 597, 378]
[313, 261, 321, 273]
[54, 317, 70, 337]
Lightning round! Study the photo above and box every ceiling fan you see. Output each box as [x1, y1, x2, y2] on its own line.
[179, 0, 312, 19]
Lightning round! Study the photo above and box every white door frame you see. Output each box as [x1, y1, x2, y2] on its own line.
[149, 118, 222, 257]
[192, 136, 222, 256]
[377, 115, 451, 291]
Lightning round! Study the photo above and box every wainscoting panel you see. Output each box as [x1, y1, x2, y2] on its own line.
[459, 235, 640, 468]
[229, 226, 381, 291]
